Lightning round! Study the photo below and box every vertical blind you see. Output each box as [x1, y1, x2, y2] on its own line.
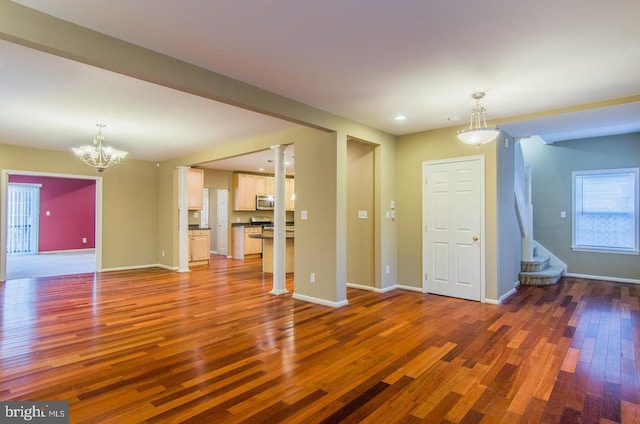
[7, 183, 40, 255]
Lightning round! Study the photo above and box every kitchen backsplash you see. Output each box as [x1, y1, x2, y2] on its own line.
[188, 209, 294, 227]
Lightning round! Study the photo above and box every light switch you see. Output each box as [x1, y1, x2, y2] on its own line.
[560, 211, 566, 218]
[358, 210, 368, 219]
[45, 211, 50, 216]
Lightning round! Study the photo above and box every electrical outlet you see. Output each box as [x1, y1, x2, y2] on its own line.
[310, 273, 316, 283]
[162, 250, 165, 257]
[82, 237, 87, 244]
[385, 265, 390, 275]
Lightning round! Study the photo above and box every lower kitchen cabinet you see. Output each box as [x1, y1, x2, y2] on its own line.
[188, 229, 210, 266]
[232, 226, 263, 259]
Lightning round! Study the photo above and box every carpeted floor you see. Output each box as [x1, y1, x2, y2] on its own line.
[6, 250, 96, 280]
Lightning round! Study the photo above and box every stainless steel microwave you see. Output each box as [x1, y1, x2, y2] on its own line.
[256, 195, 274, 210]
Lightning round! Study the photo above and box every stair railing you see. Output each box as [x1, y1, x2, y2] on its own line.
[515, 140, 534, 260]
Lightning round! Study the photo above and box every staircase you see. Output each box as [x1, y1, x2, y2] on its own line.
[519, 249, 564, 286]
[515, 140, 564, 286]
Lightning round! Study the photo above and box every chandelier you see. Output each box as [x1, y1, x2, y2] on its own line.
[457, 92, 500, 146]
[72, 124, 127, 173]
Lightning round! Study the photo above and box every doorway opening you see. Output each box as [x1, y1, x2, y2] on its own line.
[1, 171, 101, 281]
[346, 138, 376, 290]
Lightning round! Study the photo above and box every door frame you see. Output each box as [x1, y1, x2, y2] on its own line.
[216, 188, 229, 257]
[421, 155, 486, 302]
[0, 170, 102, 281]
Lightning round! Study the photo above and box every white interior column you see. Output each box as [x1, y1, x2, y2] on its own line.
[270, 144, 288, 295]
[177, 166, 190, 273]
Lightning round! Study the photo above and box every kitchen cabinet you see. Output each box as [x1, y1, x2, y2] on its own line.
[232, 226, 263, 259]
[188, 229, 210, 266]
[254, 175, 274, 196]
[188, 168, 204, 210]
[264, 176, 275, 196]
[233, 172, 294, 211]
[233, 173, 256, 211]
[244, 226, 263, 255]
[286, 178, 295, 211]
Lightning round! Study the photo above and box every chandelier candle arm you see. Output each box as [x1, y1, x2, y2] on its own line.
[72, 124, 128, 173]
[457, 92, 500, 146]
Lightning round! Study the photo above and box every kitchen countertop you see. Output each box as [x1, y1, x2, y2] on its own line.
[248, 233, 294, 239]
[231, 221, 295, 227]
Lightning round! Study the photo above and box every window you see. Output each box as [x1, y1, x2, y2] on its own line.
[572, 168, 639, 254]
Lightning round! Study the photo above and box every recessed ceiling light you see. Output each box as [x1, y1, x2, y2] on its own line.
[258, 167, 265, 171]
[394, 114, 407, 121]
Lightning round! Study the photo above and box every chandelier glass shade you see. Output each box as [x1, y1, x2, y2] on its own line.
[457, 92, 500, 146]
[72, 124, 127, 173]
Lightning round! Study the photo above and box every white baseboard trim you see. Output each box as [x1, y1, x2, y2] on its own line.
[346, 282, 397, 293]
[377, 284, 398, 293]
[346, 282, 375, 291]
[484, 298, 499, 305]
[292, 292, 349, 308]
[396, 284, 425, 293]
[566, 273, 640, 285]
[498, 287, 518, 304]
[39, 248, 96, 254]
[101, 263, 178, 272]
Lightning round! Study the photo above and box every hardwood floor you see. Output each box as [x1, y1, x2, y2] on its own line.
[0, 256, 638, 423]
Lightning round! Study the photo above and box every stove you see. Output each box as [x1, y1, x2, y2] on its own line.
[249, 216, 272, 226]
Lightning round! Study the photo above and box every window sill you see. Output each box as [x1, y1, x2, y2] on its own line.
[571, 246, 639, 255]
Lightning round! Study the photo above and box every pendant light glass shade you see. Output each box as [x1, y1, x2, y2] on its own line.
[457, 92, 499, 146]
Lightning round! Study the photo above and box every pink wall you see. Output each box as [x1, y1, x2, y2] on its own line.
[9, 175, 96, 251]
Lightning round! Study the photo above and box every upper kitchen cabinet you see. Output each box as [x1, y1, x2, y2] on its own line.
[233, 173, 256, 211]
[233, 172, 295, 211]
[286, 178, 295, 211]
[188, 168, 204, 210]
[253, 175, 274, 196]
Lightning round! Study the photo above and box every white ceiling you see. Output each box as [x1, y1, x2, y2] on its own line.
[3, 0, 640, 172]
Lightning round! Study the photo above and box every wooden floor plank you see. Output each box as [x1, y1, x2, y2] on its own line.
[1, 257, 638, 423]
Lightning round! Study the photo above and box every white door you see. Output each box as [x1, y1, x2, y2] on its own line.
[216, 189, 229, 256]
[423, 157, 484, 301]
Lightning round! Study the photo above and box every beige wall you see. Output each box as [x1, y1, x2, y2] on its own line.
[0, 143, 159, 272]
[396, 127, 499, 300]
[497, 136, 522, 296]
[347, 139, 375, 287]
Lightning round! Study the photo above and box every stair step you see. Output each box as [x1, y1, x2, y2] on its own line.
[519, 266, 564, 286]
[521, 256, 549, 272]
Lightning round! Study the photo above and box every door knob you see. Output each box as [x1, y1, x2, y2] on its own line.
[472, 236, 479, 241]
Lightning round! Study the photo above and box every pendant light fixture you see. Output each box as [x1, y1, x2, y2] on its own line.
[457, 92, 500, 146]
[72, 124, 128, 173]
